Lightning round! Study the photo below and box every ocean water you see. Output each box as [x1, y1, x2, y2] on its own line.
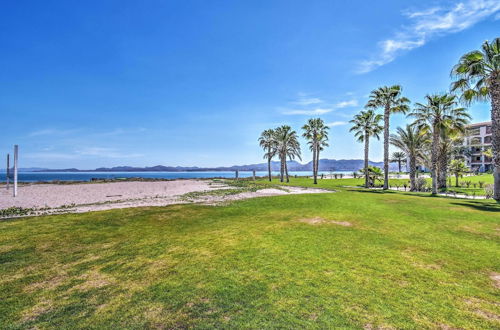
[5, 171, 354, 183]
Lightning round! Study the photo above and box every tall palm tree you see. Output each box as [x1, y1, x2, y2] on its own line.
[390, 151, 407, 173]
[274, 125, 301, 182]
[302, 118, 329, 184]
[349, 110, 383, 188]
[409, 94, 470, 194]
[366, 85, 410, 190]
[390, 125, 428, 191]
[258, 129, 276, 182]
[451, 38, 500, 200]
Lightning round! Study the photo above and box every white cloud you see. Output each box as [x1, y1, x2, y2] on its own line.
[357, 0, 500, 73]
[326, 121, 348, 127]
[293, 97, 323, 106]
[28, 128, 79, 137]
[334, 100, 358, 108]
[282, 108, 333, 115]
[25, 147, 143, 160]
[77, 147, 143, 158]
[281, 97, 358, 115]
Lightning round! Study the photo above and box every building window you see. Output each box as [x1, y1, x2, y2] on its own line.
[484, 136, 492, 144]
[470, 137, 482, 145]
[486, 126, 492, 134]
[468, 128, 480, 135]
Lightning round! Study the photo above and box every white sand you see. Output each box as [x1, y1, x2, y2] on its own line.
[0, 180, 331, 215]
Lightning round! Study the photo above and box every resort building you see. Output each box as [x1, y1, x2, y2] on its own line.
[464, 121, 493, 173]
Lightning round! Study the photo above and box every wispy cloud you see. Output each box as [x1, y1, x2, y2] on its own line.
[293, 97, 323, 106]
[326, 121, 348, 127]
[334, 100, 358, 108]
[28, 128, 79, 137]
[357, 0, 500, 73]
[77, 147, 143, 158]
[282, 108, 333, 115]
[281, 95, 358, 115]
[25, 147, 143, 160]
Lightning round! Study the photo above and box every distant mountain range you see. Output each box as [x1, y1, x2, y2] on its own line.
[12, 159, 398, 172]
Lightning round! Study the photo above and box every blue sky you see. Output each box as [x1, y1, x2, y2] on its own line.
[1, 0, 499, 169]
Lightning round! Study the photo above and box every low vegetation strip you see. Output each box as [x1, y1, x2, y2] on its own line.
[1, 189, 498, 328]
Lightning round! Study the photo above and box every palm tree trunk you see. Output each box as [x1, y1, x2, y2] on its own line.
[316, 146, 320, 182]
[364, 135, 369, 188]
[431, 128, 439, 195]
[285, 159, 289, 183]
[383, 105, 390, 190]
[280, 154, 284, 183]
[312, 145, 317, 184]
[438, 149, 448, 190]
[267, 147, 272, 182]
[398, 160, 401, 173]
[490, 78, 500, 200]
[455, 173, 459, 187]
[409, 155, 416, 191]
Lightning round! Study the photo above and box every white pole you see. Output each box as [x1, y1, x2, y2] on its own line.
[6, 154, 9, 190]
[13, 145, 18, 197]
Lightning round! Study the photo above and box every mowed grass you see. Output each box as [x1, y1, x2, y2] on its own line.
[255, 173, 494, 196]
[1, 190, 499, 328]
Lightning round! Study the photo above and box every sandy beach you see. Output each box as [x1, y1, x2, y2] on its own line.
[0, 179, 331, 216]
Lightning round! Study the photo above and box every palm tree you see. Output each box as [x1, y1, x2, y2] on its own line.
[349, 110, 383, 188]
[451, 38, 500, 200]
[366, 85, 410, 190]
[258, 129, 276, 182]
[357, 166, 384, 187]
[274, 125, 301, 182]
[302, 118, 329, 184]
[449, 159, 469, 187]
[437, 131, 462, 189]
[391, 151, 407, 173]
[390, 125, 428, 191]
[409, 94, 470, 194]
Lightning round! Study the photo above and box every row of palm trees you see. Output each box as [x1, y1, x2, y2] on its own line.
[351, 38, 499, 200]
[258, 119, 329, 184]
[351, 87, 471, 194]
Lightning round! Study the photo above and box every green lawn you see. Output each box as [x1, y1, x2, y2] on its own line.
[1, 189, 499, 328]
[257, 174, 494, 196]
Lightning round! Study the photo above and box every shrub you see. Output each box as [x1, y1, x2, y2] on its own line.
[485, 184, 494, 199]
[415, 177, 427, 192]
[478, 181, 485, 188]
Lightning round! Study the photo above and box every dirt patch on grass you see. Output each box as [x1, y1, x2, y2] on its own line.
[22, 299, 52, 322]
[464, 298, 500, 322]
[474, 309, 500, 322]
[73, 269, 114, 291]
[298, 217, 352, 226]
[490, 272, 500, 289]
[24, 273, 67, 292]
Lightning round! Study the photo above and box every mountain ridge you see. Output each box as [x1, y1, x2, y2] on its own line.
[29, 159, 398, 172]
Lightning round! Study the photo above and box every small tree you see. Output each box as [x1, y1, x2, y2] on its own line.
[449, 159, 468, 187]
[391, 151, 407, 173]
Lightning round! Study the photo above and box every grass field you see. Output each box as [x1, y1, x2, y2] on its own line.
[256, 174, 494, 196]
[1, 186, 499, 328]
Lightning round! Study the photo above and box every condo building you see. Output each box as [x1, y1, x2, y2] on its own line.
[464, 121, 493, 173]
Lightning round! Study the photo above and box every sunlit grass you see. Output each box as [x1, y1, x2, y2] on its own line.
[1, 189, 499, 328]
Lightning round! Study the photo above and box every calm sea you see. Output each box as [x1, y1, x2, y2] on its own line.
[6, 171, 354, 182]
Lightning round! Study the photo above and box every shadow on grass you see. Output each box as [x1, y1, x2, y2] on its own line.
[450, 201, 500, 213]
[346, 188, 500, 212]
